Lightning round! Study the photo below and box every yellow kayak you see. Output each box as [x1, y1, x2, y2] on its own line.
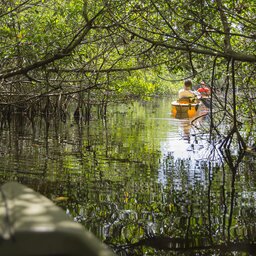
[171, 100, 201, 118]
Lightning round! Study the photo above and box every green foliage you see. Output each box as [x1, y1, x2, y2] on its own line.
[111, 69, 179, 100]
[0, 0, 255, 146]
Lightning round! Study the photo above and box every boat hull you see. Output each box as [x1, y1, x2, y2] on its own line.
[171, 101, 200, 118]
[0, 182, 114, 256]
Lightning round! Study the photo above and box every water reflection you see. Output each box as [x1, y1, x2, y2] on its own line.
[0, 98, 255, 255]
[157, 111, 213, 188]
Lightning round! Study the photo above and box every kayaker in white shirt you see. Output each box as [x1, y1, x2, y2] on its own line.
[178, 79, 200, 102]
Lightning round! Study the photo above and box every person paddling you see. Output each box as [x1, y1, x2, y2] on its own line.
[197, 81, 211, 97]
[178, 79, 200, 103]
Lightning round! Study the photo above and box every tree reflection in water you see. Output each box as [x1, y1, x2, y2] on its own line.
[0, 99, 255, 256]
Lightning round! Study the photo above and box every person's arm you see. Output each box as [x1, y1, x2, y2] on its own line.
[191, 90, 201, 99]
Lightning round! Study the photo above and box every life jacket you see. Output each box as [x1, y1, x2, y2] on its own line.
[197, 87, 210, 93]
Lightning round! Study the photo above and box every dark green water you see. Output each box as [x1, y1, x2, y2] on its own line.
[0, 98, 255, 255]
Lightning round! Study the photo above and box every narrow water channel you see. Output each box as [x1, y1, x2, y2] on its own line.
[0, 98, 255, 255]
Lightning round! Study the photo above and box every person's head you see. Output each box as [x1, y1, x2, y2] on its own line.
[200, 81, 206, 87]
[184, 79, 192, 90]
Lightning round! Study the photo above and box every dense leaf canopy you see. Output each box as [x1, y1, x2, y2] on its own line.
[1, 1, 255, 79]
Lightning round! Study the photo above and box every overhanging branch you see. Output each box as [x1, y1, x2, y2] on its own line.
[116, 23, 256, 63]
[0, 8, 105, 80]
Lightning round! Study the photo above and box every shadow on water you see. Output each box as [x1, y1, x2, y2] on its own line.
[0, 98, 255, 255]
